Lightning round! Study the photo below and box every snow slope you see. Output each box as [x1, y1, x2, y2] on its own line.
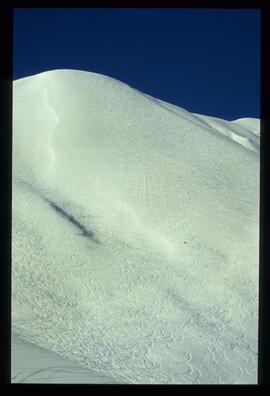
[11, 334, 120, 383]
[12, 69, 260, 384]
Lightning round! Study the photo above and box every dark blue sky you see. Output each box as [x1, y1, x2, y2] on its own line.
[13, 8, 260, 120]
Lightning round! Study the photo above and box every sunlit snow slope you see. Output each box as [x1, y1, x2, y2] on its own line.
[12, 70, 260, 384]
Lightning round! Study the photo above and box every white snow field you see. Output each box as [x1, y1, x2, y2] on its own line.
[11, 333, 120, 383]
[12, 69, 260, 384]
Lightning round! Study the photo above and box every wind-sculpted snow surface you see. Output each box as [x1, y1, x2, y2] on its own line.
[12, 70, 259, 384]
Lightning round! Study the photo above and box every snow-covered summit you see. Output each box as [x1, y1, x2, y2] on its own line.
[12, 70, 259, 384]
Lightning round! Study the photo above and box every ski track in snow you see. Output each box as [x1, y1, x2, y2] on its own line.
[12, 69, 259, 384]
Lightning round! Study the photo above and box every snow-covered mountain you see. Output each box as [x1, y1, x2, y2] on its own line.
[12, 69, 260, 384]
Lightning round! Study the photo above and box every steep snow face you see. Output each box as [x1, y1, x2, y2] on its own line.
[12, 70, 260, 384]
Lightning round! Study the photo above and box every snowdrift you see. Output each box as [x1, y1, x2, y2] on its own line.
[12, 70, 260, 384]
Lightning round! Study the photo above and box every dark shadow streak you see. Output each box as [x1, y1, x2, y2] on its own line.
[47, 200, 99, 244]
[15, 179, 99, 244]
